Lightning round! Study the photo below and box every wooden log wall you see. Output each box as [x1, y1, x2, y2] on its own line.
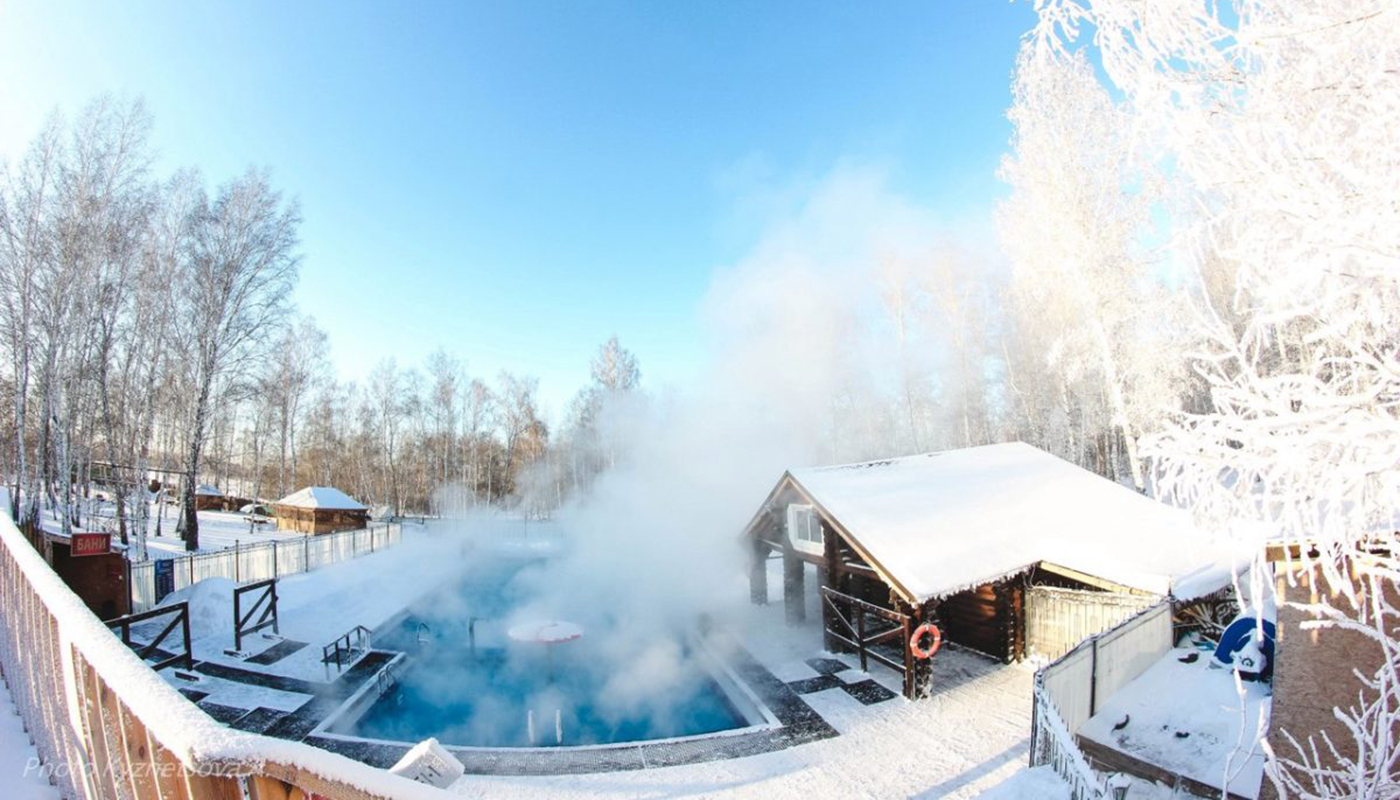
[939, 581, 1011, 660]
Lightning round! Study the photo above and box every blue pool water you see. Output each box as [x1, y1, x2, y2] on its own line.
[341, 560, 749, 748]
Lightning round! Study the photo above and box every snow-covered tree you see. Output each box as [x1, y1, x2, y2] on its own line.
[998, 47, 1183, 489]
[173, 169, 299, 550]
[1026, 1, 1400, 796]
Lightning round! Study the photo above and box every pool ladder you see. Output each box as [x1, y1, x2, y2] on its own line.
[526, 709, 563, 745]
[376, 662, 398, 697]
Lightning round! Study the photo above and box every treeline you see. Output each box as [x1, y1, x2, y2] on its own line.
[0, 98, 640, 555]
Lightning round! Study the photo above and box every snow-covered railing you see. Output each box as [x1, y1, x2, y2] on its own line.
[0, 512, 445, 800]
[1031, 679, 1106, 800]
[129, 521, 403, 613]
[1030, 600, 1174, 799]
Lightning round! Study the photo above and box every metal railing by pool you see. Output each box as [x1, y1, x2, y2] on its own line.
[0, 512, 445, 800]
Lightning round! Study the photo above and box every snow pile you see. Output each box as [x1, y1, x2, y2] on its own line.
[973, 765, 1071, 800]
[788, 442, 1243, 602]
[156, 577, 238, 641]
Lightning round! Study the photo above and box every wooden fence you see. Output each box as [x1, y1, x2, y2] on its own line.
[1025, 585, 1157, 661]
[0, 512, 443, 800]
[1029, 600, 1174, 799]
[129, 522, 402, 613]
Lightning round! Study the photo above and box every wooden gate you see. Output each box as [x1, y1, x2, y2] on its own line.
[1025, 586, 1156, 661]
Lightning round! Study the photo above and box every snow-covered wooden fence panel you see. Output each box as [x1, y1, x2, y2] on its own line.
[0, 513, 435, 800]
[1030, 600, 1173, 798]
[128, 522, 402, 613]
[1025, 585, 1157, 661]
[1039, 636, 1095, 734]
[1091, 601, 1171, 710]
[1038, 601, 1172, 732]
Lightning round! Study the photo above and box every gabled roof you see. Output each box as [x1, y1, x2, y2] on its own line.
[273, 486, 368, 511]
[751, 442, 1237, 605]
[194, 484, 223, 496]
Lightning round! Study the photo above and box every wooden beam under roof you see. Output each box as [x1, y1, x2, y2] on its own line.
[1036, 560, 1155, 596]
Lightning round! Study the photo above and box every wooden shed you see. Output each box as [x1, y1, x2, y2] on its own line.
[193, 483, 225, 511]
[743, 442, 1229, 699]
[272, 487, 370, 535]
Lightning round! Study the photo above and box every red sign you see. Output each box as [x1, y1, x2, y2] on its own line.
[70, 532, 111, 557]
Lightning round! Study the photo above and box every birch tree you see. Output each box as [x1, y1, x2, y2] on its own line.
[0, 116, 61, 526]
[174, 169, 299, 550]
[368, 359, 404, 515]
[269, 316, 326, 497]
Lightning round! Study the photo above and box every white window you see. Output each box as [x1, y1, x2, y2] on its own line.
[786, 503, 823, 554]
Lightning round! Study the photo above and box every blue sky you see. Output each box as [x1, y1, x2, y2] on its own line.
[0, 1, 1036, 417]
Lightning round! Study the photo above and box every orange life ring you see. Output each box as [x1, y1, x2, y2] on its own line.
[910, 622, 942, 659]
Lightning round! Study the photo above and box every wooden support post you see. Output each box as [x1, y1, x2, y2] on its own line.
[901, 612, 914, 699]
[1089, 636, 1099, 717]
[749, 538, 769, 605]
[1011, 584, 1025, 662]
[821, 524, 840, 652]
[783, 538, 805, 626]
[907, 600, 937, 700]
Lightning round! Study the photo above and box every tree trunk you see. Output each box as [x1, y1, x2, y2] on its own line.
[181, 375, 212, 551]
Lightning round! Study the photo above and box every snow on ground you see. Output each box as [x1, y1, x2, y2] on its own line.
[39, 499, 306, 558]
[450, 562, 1035, 799]
[145, 525, 478, 707]
[0, 671, 60, 799]
[142, 508, 305, 558]
[973, 765, 1069, 800]
[1077, 647, 1270, 799]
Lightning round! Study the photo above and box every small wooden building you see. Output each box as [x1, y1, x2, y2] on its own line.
[193, 483, 225, 511]
[744, 442, 1227, 699]
[43, 531, 129, 621]
[272, 487, 370, 535]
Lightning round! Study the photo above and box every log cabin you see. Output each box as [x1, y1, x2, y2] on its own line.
[273, 486, 371, 535]
[743, 442, 1232, 699]
[193, 483, 225, 511]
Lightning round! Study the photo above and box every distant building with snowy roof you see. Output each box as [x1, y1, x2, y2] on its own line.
[272, 486, 370, 535]
[193, 483, 224, 511]
[743, 441, 1237, 699]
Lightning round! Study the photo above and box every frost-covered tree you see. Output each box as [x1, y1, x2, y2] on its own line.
[0, 117, 61, 527]
[495, 370, 547, 501]
[997, 47, 1182, 489]
[425, 348, 462, 491]
[1026, 1, 1400, 796]
[268, 316, 326, 497]
[174, 169, 299, 550]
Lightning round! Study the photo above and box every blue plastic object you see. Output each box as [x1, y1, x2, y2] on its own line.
[1214, 615, 1276, 682]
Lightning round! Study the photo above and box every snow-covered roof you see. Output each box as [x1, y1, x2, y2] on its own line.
[194, 483, 223, 496]
[764, 442, 1237, 604]
[273, 486, 368, 511]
